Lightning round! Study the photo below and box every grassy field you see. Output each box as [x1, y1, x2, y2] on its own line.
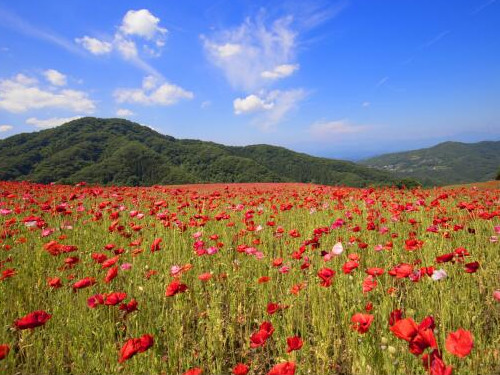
[0, 181, 499, 375]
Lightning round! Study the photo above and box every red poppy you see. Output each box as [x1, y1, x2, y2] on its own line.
[14, 310, 51, 330]
[0, 344, 9, 360]
[250, 321, 274, 348]
[120, 299, 138, 314]
[165, 280, 188, 297]
[342, 260, 359, 274]
[259, 321, 275, 336]
[118, 334, 154, 363]
[286, 336, 303, 353]
[422, 350, 453, 375]
[362, 275, 377, 293]
[47, 277, 63, 288]
[351, 313, 374, 334]
[198, 272, 212, 282]
[267, 302, 288, 315]
[388, 263, 413, 278]
[290, 282, 306, 295]
[418, 316, 435, 331]
[232, 363, 249, 375]
[435, 253, 454, 263]
[464, 262, 479, 273]
[268, 361, 296, 375]
[317, 267, 335, 287]
[445, 329, 473, 358]
[0, 268, 16, 281]
[250, 330, 269, 348]
[390, 318, 418, 342]
[105, 266, 118, 283]
[92, 253, 107, 263]
[258, 276, 270, 283]
[72, 277, 96, 291]
[365, 267, 385, 276]
[183, 368, 203, 375]
[105, 292, 127, 306]
[409, 328, 437, 355]
[87, 293, 105, 308]
[151, 238, 162, 252]
[101, 256, 119, 269]
[388, 309, 403, 326]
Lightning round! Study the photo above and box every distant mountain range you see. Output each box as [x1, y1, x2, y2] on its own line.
[361, 140, 500, 185]
[0, 117, 395, 187]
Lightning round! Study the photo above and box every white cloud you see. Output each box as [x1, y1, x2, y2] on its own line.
[234, 94, 274, 114]
[142, 75, 159, 90]
[261, 64, 299, 80]
[26, 116, 82, 129]
[13, 73, 37, 86]
[234, 89, 306, 130]
[120, 9, 167, 40]
[114, 75, 193, 106]
[310, 119, 368, 137]
[43, 69, 67, 86]
[75, 36, 113, 55]
[0, 73, 95, 113]
[202, 14, 298, 91]
[116, 108, 135, 117]
[0, 124, 13, 132]
[362, 101, 370, 107]
[75, 9, 167, 76]
[215, 43, 242, 58]
[114, 34, 138, 59]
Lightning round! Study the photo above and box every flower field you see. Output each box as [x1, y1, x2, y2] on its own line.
[0, 181, 499, 375]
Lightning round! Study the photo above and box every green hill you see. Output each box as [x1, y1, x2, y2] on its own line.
[360, 140, 500, 186]
[0, 117, 395, 187]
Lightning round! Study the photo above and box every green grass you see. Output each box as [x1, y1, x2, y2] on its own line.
[0, 182, 499, 374]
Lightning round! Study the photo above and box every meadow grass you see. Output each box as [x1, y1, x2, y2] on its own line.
[0, 182, 499, 374]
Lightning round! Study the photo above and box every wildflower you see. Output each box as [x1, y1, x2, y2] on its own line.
[14, 310, 51, 330]
[445, 329, 474, 358]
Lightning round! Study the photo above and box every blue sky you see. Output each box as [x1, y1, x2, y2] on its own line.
[0, 0, 499, 160]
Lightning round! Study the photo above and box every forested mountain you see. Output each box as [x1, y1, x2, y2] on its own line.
[0, 117, 395, 186]
[361, 141, 500, 185]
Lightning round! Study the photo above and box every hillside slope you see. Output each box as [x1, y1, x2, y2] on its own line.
[360, 141, 500, 185]
[0, 117, 395, 187]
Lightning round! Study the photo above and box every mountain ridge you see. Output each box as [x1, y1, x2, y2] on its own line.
[360, 140, 500, 185]
[0, 117, 395, 187]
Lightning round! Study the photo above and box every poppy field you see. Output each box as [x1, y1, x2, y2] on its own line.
[0, 181, 499, 375]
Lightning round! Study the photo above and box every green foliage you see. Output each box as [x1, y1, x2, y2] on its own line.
[496, 167, 500, 180]
[395, 178, 422, 189]
[0, 117, 396, 186]
[361, 141, 500, 186]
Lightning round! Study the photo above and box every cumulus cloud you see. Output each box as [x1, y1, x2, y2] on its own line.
[202, 14, 298, 91]
[234, 94, 274, 114]
[120, 9, 167, 41]
[261, 64, 299, 80]
[116, 108, 135, 117]
[26, 116, 82, 129]
[114, 34, 138, 60]
[114, 75, 193, 106]
[310, 119, 368, 137]
[234, 89, 306, 130]
[75, 9, 167, 76]
[43, 69, 67, 86]
[75, 36, 113, 55]
[0, 73, 95, 113]
[0, 124, 13, 132]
